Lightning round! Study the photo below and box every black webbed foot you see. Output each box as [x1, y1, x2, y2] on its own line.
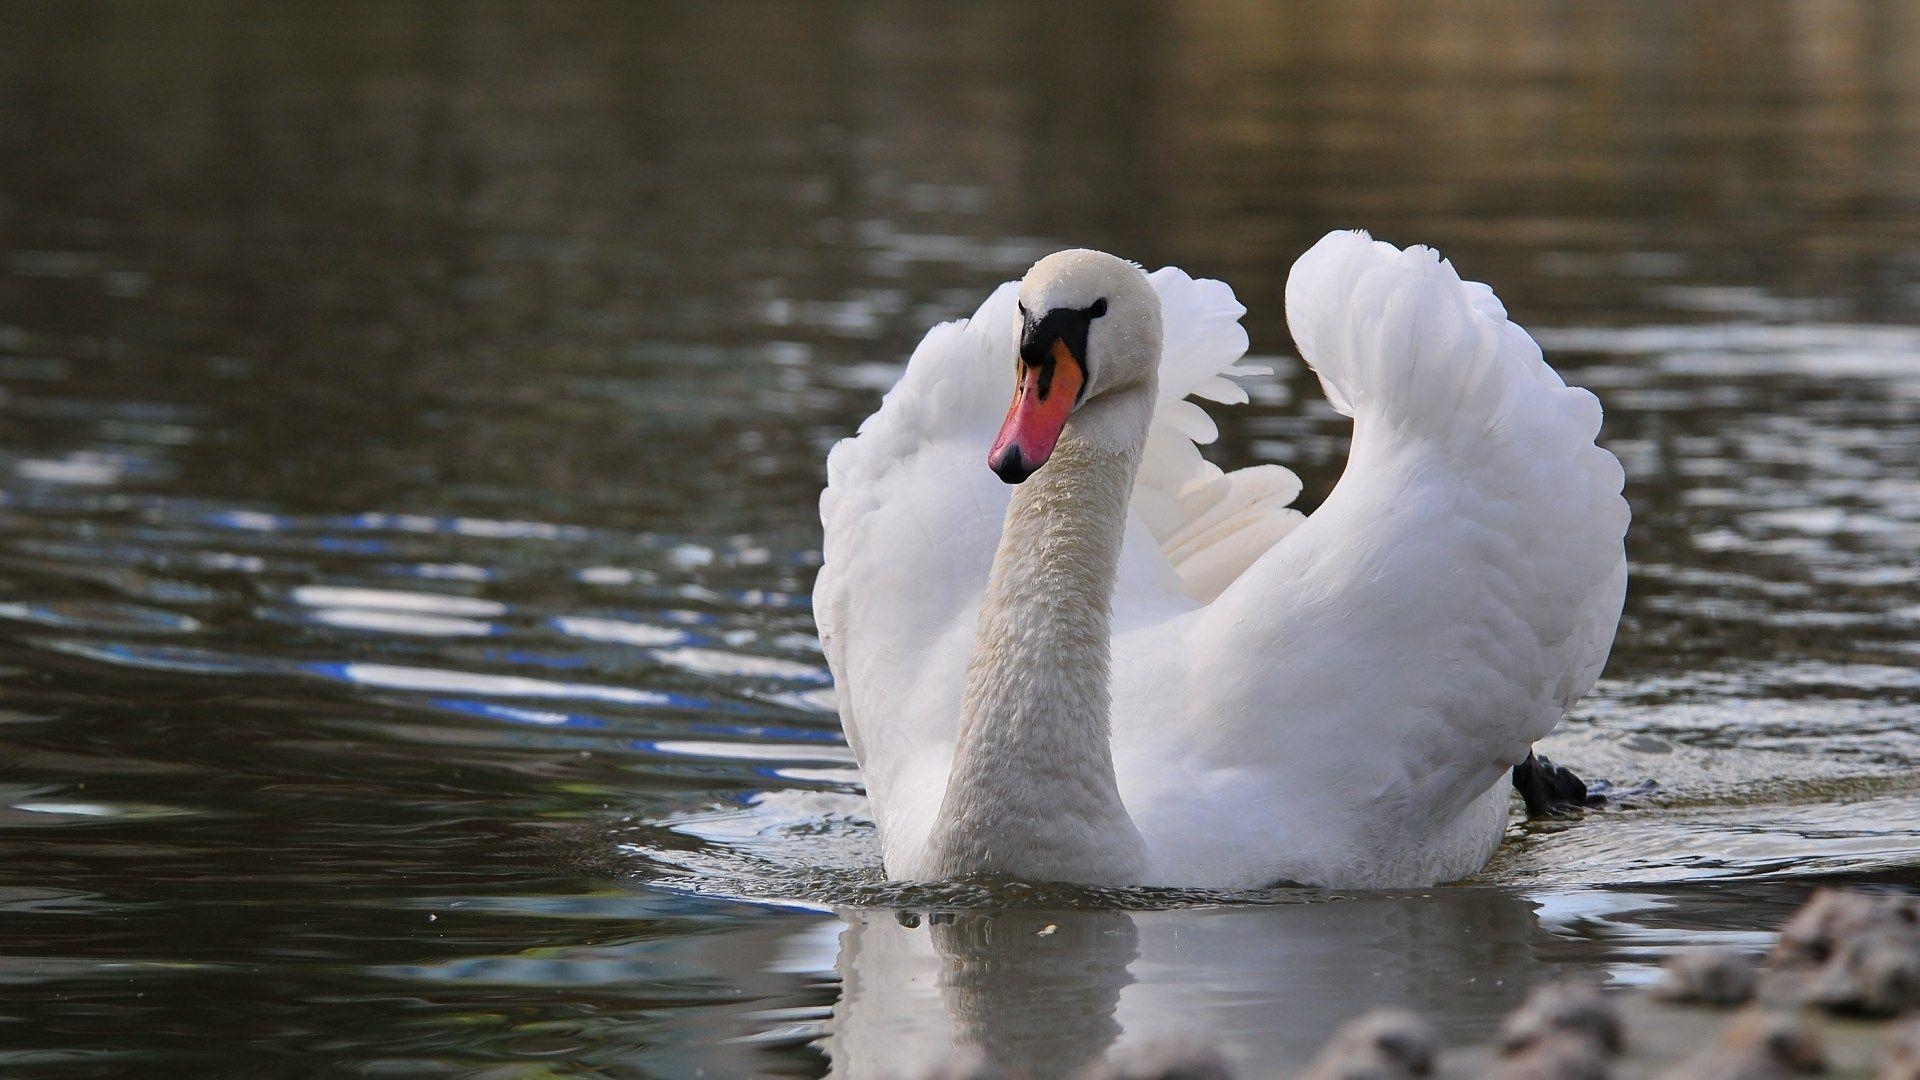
[1512, 751, 1603, 819]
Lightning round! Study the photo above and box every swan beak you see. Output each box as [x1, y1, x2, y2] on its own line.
[989, 339, 1084, 484]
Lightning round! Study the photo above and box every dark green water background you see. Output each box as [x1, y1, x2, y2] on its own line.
[2, 2, 1919, 1075]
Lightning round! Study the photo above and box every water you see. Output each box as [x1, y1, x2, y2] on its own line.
[2, 2, 1918, 1075]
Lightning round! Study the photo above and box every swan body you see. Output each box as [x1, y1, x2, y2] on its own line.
[814, 232, 1628, 889]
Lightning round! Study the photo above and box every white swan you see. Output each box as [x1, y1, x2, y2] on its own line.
[814, 232, 1628, 889]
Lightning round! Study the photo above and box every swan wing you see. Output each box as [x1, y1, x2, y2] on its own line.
[815, 283, 1021, 853]
[816, 269, 1286, 862]
[1134, 268, 1308, 604]
[1132, 232, 1629, 885]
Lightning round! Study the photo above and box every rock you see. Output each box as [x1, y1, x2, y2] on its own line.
[1080, 1035, 1236, 1080]
[1499, 982, 1625, 1058]
[1806, 927, 1920, 1017]
[1487, 1033, 1611, 1080]
[1653, 946, 1761, 1006]
[1772, 888, 1920, 969]
[1659, 1009, 1825, 1080]
[1300, 1008, 1437, 1079]
[1877, 1017, 1920, 1080]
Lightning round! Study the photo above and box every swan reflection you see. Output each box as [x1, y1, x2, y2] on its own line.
[825, 889, 1561, 1077]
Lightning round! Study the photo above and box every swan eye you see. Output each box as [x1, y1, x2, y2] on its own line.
[1089, 298, 1108, 318]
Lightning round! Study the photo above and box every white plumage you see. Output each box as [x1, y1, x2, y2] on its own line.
[814, 231, 1628, 889]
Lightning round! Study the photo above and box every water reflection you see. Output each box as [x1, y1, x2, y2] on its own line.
[834, 909, 1138, 1076]
[828, 891, 1586, 1075]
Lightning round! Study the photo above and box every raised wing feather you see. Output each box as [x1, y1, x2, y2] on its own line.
[1136, 269, 1305, 602]
[1159, 232, 1628, 883]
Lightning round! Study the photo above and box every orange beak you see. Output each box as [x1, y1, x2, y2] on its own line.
[988, 338, 1084, 484]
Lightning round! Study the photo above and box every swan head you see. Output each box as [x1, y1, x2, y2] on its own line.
[990, 249, 1162, 484]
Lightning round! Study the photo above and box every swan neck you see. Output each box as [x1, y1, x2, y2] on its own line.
[930, 393, 1152, 883]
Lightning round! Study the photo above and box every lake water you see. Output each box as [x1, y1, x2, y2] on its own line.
[2, 3, 1919, 1075]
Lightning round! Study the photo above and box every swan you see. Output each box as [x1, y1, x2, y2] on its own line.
[813, 231, 1629, 889]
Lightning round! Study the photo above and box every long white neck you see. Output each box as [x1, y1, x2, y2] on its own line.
[926, 388, 1155, 885]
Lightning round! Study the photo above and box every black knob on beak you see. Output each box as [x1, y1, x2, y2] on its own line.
[990, 444, 1035, 484]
